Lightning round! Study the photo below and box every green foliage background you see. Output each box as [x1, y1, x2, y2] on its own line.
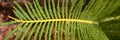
[101, 7, 120, 40]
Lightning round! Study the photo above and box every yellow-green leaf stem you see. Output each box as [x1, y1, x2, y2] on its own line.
[8, 16, 98, 24]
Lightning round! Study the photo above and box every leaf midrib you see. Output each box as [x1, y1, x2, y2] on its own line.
[8, 16, 98, 24]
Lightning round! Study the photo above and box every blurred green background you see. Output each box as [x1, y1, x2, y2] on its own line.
[101, 7, 120, 40]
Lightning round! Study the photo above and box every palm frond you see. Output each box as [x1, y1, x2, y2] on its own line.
[0, 0, 120, 40]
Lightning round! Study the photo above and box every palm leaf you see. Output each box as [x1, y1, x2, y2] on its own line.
[0, 0, 120, 40]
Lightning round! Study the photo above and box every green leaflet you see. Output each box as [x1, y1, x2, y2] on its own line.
[2, 0, 120, 40]
[0, 21, 17, 26]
